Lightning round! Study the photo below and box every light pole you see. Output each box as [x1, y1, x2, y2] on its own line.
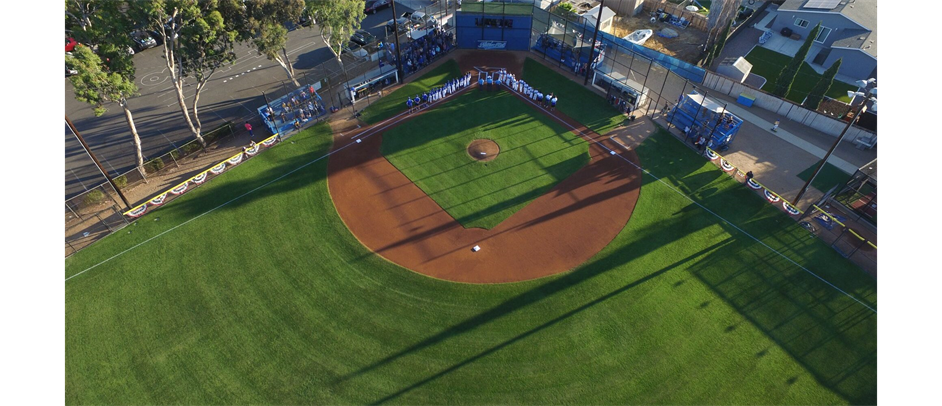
[793, 78, 876, 205]
[65, 115, 132, 209]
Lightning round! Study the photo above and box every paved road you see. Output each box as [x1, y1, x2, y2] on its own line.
[64, 6, 405, 200]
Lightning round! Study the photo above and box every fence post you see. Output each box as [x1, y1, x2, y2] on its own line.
[66, 201, 83, 221]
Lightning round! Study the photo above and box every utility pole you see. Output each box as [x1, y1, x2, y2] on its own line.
[390, 0, 405, 82]
[584, 0, 604, 86]
[65, 115, 132, 209]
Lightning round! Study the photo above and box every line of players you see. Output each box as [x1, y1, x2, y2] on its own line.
[405, 68, 560, 113]
[406, 71, 475, 113]
[478, 70, 558, 111]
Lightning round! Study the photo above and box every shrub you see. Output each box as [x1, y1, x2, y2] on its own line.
[82, 189, 105, 206]
[146, 158, 165, 173]
[170, 149, 181, 160]
[183, 142, 202, 154]
[113, 175, 127, 189]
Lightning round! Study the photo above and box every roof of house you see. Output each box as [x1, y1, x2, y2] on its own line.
[778, 0, 877, 57]
[582, 4, 616, 24]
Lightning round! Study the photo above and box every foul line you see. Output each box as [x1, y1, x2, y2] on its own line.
[515, 94, 876, 314]
[66, 140, 360, 282]
[67, 84, 877, 315]
[67, 82, 476, 282]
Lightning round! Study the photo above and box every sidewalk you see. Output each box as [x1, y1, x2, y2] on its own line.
[654, 88, 875, 211]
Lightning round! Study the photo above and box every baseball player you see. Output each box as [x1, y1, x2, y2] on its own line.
[551, 94, 558, 111]
[406, 97, 413, 113]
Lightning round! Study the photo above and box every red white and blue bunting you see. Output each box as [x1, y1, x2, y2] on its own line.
[125, 134, 283, 218]
[191, 172, 208, 184]
[210, 163, 227, 175]
[746, 178, 762, 190]
[126, 205, 147, 218]
[170, 182, 189, 195]
[783, 201, 801, 216]
[697, 143, 803, 218]
[149, 193, 168, 206]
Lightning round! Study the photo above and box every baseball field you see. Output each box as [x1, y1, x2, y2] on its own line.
[64, 53, 877, 405]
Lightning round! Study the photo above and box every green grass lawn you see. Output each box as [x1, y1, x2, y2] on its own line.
[798, 159, 853, 195]
[745, 46, 857, 104]
[359, 60, 462, 125]
[381, 89, 590, 229]
[522, 58, 624, 135]
[65, 95, 876, 405]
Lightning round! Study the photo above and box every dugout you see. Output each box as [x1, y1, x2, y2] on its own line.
[592, 66, 649, 111]
[532, 33, 605, 72]
[670, 91, 743, 150]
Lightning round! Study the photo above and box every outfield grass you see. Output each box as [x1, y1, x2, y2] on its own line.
[745, 46, 857, 104]
[522, 58, 624, 135]
[359, 60, 462, 125]
[381, 89, 590, 229]
[65, 118, 876, 404]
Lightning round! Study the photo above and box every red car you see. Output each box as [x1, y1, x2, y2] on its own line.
[364, 0, 391, 14]
[65, 37, 77, 52]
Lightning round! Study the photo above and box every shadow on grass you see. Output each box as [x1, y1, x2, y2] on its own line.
[339, 204, 726, 389]
[369, 237, 736, 405]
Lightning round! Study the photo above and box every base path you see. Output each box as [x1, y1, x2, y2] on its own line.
[327, 51, 642, 283]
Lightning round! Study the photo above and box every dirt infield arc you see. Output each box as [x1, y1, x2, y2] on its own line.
[327, 51, 643, 283]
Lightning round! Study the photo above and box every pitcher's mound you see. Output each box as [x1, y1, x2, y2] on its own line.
[468, 139, 500, 162]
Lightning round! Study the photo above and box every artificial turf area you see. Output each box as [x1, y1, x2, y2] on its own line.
[65, 119, 877, 404]
[381, 88, 590, 229]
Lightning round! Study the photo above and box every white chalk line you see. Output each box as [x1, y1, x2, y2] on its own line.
[67, 82, 475, 282]
[68, 83, 876, 315]
[512, 92, 876, 314]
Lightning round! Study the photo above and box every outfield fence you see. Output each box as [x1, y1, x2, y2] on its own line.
[65, 1, 459, 257]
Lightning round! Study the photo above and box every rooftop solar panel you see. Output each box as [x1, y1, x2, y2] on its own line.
[804, 0, 842, 9]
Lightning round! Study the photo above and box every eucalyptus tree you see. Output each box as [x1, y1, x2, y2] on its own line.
[306, 0, 366, 86]
[242, 0, 307, 87]
[67, 45, 147, 178]
[134, 0, 242, 148]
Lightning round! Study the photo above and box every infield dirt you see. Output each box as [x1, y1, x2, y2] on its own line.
[327, 50, 643, 283]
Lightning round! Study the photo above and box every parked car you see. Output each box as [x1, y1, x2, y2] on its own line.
[342, 42, 368, 58]
[130, 31, 157, 52]
[65, 37, 77, 52]
[66, 64, 79, 77]
[364, 0, 391, 14]
[386, 15, 419, 34]
[349, 29, 377, 47]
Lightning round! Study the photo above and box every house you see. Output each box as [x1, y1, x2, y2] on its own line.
[769, 0, 877, 79]
[581, 4, 616, 33]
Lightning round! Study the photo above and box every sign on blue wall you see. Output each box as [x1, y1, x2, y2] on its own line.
[456, 11, 532, 51]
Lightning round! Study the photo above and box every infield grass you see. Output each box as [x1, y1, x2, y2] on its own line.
[65, 97, 876, 405]
[381, 89, 590, 229]
[359, 60, 462, 125]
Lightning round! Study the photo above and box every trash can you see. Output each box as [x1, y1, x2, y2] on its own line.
[737, 93, 755, 107]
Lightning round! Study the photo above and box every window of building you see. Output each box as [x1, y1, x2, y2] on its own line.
[794, 18, 809, 28]
[815, 26, 832, 43]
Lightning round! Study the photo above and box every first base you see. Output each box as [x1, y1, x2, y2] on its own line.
[472, 245, 481, 252]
